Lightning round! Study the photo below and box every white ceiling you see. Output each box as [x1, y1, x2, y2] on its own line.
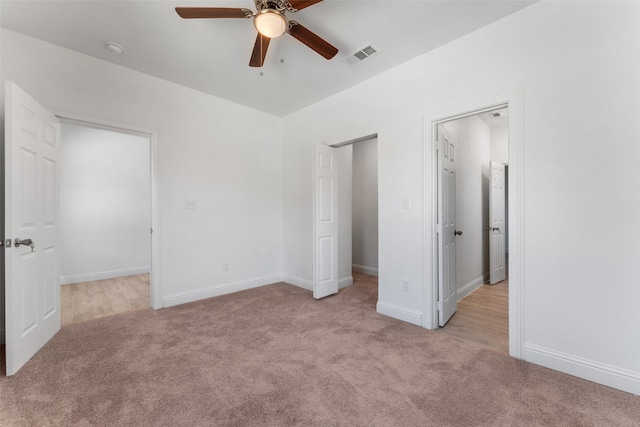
[479, 107, 509, 128]
[0, 0, 535, 117]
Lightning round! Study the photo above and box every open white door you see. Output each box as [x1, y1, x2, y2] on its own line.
[437, 125, 457, 326]
[489, 160, 506, 284]
[5, 82, 61, 375]
[313, 144, 338, 299]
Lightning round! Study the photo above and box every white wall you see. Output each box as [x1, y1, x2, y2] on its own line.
[443, 117, 491, 298]
[59, 123, 151, 284]
[282, 2, 640, 394]
[0, 29, 283, 312]
[352, 138, 378, 276]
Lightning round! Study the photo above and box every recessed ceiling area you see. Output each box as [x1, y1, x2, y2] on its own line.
[479, 107, 509, 128]
[0, 1, 536, 117]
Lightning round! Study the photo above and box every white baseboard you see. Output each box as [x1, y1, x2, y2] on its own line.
[339, 276, 353, 289]
[352, 264, 379, 277]
[163, 275, 283, 308]
[525, 343, 640, 396]
[456, 274, 486, 301]
[376, 300, 422, 326]
[282, 275, 353, 291]
[61, 266, 151, 285]
[283, 275, 313, 291]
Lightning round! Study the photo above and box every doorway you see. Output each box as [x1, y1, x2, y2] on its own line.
[58, 120, 156, 324]
[425, 90, 524, 359]
[312, 134, 379, 302]
[351, 137, 379, 280]
[348, 137, 379, 306]
[436, 109, 509, 353]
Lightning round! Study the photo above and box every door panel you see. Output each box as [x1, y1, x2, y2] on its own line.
[489, 161, 506, 284]
[313, 144, 338, 299]
[5, 82, 61, 375]
[438, 125, 457, 326]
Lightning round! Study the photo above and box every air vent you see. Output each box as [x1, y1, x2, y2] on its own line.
[344, 44, 381, 66]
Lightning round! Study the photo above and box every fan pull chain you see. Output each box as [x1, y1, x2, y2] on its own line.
[279, 35, 286, 64]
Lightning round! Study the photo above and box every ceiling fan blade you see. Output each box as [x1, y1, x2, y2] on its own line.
[288, 0, 324, 11]
[288, 22, 338, 60]
[249, 33, 271, 67]
[175, 7, 252, 19]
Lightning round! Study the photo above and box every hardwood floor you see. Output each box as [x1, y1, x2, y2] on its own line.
[61, 274, 150, 325]
[438, 279, 509, 354]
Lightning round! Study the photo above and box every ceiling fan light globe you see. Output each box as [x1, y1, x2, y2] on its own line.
[254, 9, 287, 38]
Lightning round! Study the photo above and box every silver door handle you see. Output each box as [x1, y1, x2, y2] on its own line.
[486, 227, 500, 232]
[454, 230, 463, 236]
[15, 238, 35, 252]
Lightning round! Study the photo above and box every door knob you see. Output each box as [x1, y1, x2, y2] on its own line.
[14, 238, 35, 252]
[454, 230, 463, 236]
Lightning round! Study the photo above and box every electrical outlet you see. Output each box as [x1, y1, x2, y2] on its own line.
[185, 200, 197, 210]
[402, 279, 410, 292]
[223, 262, 229, 272]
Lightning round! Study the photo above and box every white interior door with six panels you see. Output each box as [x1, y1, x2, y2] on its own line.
[5, 82, 61, 375]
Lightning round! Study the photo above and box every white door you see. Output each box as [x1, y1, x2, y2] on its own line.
[313, 144, 338, 299]
[489, 161, 506, 284]
[437, 125, 457, 326]
[5, 82, 61, 375]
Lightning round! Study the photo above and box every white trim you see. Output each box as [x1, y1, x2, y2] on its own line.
[48, 108, 163, 310]
[456, 274, 487, 301]
[283, 275, 352, 292]
[352, 264, 379, 276]
[163, 275, 283, 308]
[423, 89, 525, 361]
[377, 301, 422, 326]
[339, 276, 353, 289]
[60, 267, 150, 285]
[525, 344, 640, 396]
[283, 274, 313, 291]
[148, 131, 161, 309]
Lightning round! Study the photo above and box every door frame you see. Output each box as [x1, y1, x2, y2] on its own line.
[423, 90, 524, 359]
[49, 108, 162, 310]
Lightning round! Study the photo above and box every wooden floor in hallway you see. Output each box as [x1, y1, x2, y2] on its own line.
[61, 274, 150, 325]
[438, 279, 509, 354]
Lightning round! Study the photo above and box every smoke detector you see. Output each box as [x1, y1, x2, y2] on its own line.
[105, 42, 124, 55]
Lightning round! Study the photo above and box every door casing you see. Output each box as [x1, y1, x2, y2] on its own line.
[52, 109, 162, 310]
[424, 90, 524, 359]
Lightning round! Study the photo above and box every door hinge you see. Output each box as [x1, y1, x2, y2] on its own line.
[437, 301, 443, 311]
[3, 239, 11, 248]
[435, 140, 441, 151]
[436, 224, 442, 234]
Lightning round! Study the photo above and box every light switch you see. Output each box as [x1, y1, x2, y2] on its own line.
[185, 200, 197, 210]
[402, 198, 411, 209]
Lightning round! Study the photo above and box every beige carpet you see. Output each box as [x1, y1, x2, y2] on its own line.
[1, 278, 638, 426]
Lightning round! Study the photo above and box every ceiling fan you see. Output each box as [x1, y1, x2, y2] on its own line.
[176, 0, 338, 67]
